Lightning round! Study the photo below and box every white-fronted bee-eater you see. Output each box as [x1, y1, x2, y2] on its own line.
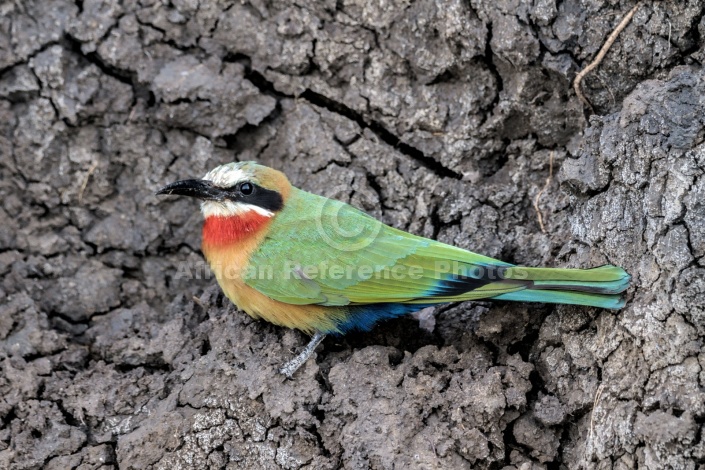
[157, 162, 630, 376]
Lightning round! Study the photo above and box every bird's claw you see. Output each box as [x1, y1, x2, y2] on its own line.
[278, 332, 326, 378]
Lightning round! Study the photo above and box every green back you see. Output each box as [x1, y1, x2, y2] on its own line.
[244, 188, 515, 306]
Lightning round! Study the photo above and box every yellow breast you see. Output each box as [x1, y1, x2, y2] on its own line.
[202, 230, 343, 334]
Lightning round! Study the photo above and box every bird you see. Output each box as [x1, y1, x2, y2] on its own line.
[157, 161, 630, 377]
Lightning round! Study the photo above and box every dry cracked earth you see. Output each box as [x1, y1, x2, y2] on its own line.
[1, 1, 705, 469]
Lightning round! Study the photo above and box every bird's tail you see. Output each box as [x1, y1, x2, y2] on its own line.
[492, 265, 630, 309]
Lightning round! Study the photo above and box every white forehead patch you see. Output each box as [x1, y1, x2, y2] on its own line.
[203, 163, 250, 188]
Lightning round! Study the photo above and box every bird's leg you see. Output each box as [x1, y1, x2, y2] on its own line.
[279, 332, 326, 378]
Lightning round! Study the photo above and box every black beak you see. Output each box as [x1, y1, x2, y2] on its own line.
[156, 179, 227, 201]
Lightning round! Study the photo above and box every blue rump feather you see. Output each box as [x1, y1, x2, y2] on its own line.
[336, 303, 435, 334]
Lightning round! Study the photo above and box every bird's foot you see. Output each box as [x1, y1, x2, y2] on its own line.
[279, 332, 326, 378]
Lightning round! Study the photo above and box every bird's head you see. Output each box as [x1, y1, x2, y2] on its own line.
[156, 161, 291, 220]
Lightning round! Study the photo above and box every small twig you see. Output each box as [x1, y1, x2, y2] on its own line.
[586, 383, 605, 458]
[192, 295, 206, 308]
[533, 151, 554, 234]
[426, 436, 438, 457]
[573, 2, 642, 110]
[78, 161, 99, 203]
[667, 20, 672, 58]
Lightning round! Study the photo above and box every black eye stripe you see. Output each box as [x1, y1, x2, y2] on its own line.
[225, 182, 283, 212]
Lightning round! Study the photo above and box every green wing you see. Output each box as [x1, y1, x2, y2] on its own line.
[244, 188, 519, 306]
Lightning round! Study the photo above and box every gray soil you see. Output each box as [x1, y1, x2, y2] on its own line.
[1, 1, 704, 469]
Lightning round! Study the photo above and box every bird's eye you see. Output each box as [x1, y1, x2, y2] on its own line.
[239, 182, 254, 195]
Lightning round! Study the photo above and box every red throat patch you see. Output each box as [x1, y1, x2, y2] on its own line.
[202, 212, 271, 247]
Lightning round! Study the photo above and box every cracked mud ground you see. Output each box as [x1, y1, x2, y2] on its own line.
[1, 1, 704, 468]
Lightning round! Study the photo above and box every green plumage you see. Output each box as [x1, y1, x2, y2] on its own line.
[244, 188, 630, 314]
